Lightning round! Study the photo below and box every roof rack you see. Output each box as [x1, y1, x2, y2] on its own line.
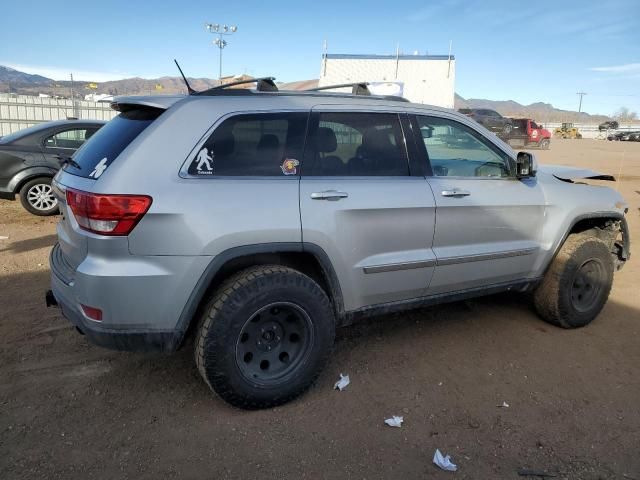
[306, 82, 371, 96]
[196, 77, 278, 96]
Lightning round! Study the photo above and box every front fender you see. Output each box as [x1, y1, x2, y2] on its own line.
[532, 172, 628, 276]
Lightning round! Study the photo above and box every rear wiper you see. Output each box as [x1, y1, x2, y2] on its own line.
[55, 154, 82, 170]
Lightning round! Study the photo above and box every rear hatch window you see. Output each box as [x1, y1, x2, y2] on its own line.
[63, 107, 162, 178]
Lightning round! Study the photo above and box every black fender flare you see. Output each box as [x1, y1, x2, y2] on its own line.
[173, 242, 344, 349]
[550, 212, 629, 266]
[8, 166, 57, 193]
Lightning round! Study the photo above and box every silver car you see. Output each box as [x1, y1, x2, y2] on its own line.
[48, 81, 630, 409]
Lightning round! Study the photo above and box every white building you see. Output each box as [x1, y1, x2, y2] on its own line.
[319, 53, 456, 108]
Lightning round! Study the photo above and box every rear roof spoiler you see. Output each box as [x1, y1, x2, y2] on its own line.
[110, 95, 184, 111]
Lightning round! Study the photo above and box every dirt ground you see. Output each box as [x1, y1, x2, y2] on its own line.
[1, 139, 639, 480]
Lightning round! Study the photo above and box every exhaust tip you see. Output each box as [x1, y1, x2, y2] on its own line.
[45, 290, 58, 308]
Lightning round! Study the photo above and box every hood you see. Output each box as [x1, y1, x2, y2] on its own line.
[539, 164, 615, 182]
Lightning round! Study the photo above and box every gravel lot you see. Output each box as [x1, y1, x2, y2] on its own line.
[1, 139, 639, 479]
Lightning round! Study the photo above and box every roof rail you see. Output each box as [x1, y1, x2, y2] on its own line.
[306, 82, 371, 96]
[196, 77, 278, 96]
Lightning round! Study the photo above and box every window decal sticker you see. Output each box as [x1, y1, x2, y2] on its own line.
[194, 147, 214, 175]
[89, 157, 108, 179]
[281, 158, 299, 175]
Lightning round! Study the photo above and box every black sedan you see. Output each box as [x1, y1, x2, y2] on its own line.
[0, 119, 105, 215]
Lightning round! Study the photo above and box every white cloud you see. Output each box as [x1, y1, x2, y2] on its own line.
[590, 63, 640, 73]
[3, 63, 134, 82]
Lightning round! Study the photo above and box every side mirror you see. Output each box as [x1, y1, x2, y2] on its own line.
[516, 151, 537, 178]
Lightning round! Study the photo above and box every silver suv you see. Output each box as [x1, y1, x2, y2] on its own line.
[47, 81, 630, 409]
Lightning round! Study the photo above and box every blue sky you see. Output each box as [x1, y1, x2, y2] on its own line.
[1, 0, 638, 115]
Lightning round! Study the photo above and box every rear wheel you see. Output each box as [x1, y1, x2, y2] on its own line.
[19, 177, 58, 216]
[534, 231, 614, 328]
[195, 265, 335, 409]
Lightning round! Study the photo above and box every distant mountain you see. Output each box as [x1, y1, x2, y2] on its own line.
[454, 94, 610, 123]
[0, 65, 52, 85]
[0, 66, 614, 123]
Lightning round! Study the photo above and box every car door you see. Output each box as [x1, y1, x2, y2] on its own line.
[41, 127, 96, 168]
[299, 107, 436, 312]
[413, 114, 545, 295]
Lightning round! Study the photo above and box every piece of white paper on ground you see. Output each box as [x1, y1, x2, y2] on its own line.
[334, 373, 350, 391]
[0, 236, 8, 240]
[498, 401, 510, 408]
[433, 449, 457, 472]
[384, 416, 403, 427]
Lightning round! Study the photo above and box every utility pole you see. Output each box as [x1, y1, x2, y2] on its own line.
[205, 23, 238, 81]
[576, 91, 587, 113]
[394, 42, 400, 80]
[70, 73, 78, 119]
[322, 39, 328, 77]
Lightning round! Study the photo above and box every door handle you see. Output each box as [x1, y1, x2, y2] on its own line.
[311, 190, 349, 201]
[441, 188, 471, 197]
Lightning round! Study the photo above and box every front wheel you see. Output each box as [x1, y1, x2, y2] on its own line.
[539, 138, 550, 150]
[195, 265, 335, 409]
[533, 231, 614, 328]
[19, 177, 58, 216]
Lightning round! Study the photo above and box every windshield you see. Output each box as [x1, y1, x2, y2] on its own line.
[64, 108, 163, 178]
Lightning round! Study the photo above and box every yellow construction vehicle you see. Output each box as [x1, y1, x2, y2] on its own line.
[554, 123, 582, 139]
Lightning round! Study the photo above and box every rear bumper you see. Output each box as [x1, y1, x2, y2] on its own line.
[49, 243, 208, 353]
[50, 268, 180, 352]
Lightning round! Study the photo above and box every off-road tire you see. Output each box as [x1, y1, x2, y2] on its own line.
[534, 231, 614, 328]
[539, 138, 550, 150]
[19, 176, 58, 216]
[195, 265, 335, 409]
[503, 123, 513, 135]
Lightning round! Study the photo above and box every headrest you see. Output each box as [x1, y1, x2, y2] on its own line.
[214, 132, 235, 157]
[257, 134, 280, 151]
[361, 130, 392, 151]
[316, 127, 337, 153]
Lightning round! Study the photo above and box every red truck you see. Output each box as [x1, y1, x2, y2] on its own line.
[502, 118, 551, 149]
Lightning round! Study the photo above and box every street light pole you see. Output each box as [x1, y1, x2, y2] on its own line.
[205, 23, 238, 80]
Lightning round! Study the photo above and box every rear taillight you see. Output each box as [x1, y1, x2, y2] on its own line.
[65, 188, 152, 236]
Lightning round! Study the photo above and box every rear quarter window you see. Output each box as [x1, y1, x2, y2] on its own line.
[64, 108, 162, 178]
[186, 112, 308, 177]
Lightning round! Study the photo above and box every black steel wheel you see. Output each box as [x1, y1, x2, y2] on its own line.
[534, 230, 614, 328]
[195, 265, 335, 409]
[236, 302, 313, 383]
[570, 259, 605, 313]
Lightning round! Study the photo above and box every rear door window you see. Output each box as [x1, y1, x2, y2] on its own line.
[64, 108, 162, 178]
[44, 128, 93, 149]
[304, 112, 409, 176]
[187, 112, 308, 176]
